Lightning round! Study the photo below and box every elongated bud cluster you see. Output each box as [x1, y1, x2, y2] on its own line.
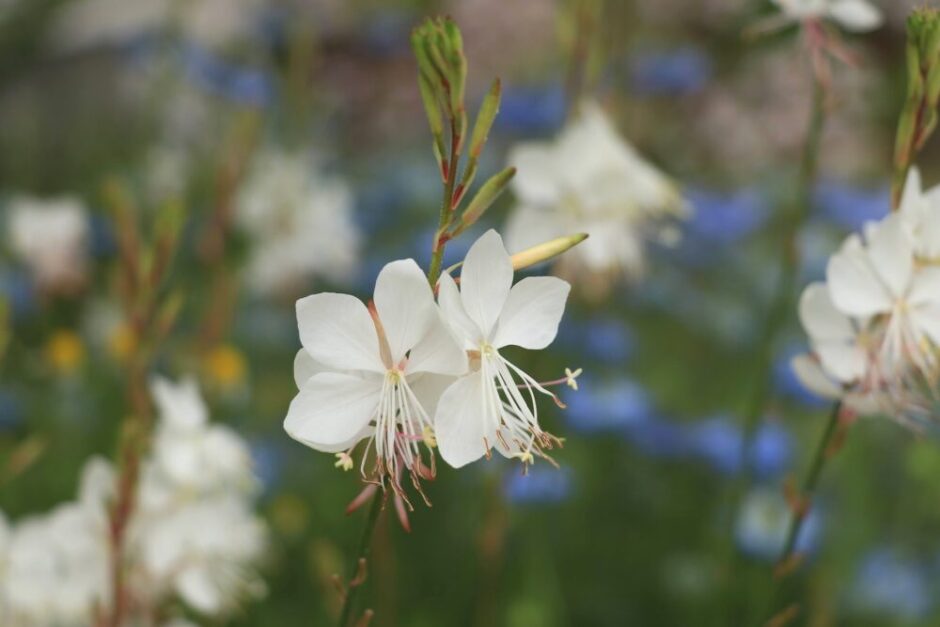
[894, 9, 940, 207]
[412, 17, 468, 177]
[102, 179, 186, 354]
[413, 18, 518, 284]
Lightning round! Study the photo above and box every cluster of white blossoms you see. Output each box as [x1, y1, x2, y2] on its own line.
[6, 195, 89, 293]
[236, 150, 361, 297]
[504, 101, 687, 285]
[771, 0, 883, 32]
[285, 230, 572, 503]
[0, 458, 112, 625]
[0, 377, 265, 625]
[793, 168, 940, 426]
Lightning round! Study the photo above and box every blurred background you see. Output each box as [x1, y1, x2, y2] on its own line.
[1, 0, 939, 625]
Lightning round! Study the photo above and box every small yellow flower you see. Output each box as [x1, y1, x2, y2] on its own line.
[565, 367, 583, 391]
[203, 344, 247, 389]
[334, 452, 354, 471]
[45, 330, 84, 375]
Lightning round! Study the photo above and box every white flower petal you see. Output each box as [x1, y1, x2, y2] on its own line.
[493, 276, 571, 350]
[459, 230, 514, 339]
[150, 376, 208, 431]
[410, 373, 457, 418]
[284, 372, 381, 450]
[176, 565, 223, 614]
[798, 282, 854, 342]
[434, 372, 496, 468]
[814, 342, 867, 382]
[828, 0, 883, 32]
[909, 267, 940, 307]
[791, 353, 843, 399]
[296, 293, 384, 373]
[406, 311, 468, 376]
[908, 303, 940, 347]
[437, 272, 482, 346]
[293, 349, 322, 389]
[373, 259, 436, 365]
[826, 243, 893, 317]
[866, 214, 913, 298]
[898, 167, 924, 222]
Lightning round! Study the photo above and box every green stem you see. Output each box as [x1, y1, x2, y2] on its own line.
[763, 401, 842, 626]
[722, 75, 827, 626]
[427, 120, 461, 287]
[779, 402, 840, 561]
[337, 491, 384, 627]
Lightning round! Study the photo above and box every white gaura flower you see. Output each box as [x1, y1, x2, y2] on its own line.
[826, 213, 940, 380]
[236, 151, 361, 297]
[771, 0, 883, 32]
[792, 282, 884, 415]
[133, 376, 266, 618]
[505, 101, 687, 286]
[144, 376, 256, 502]
[793, 170, 940, 424]
[898, 167, 940, 261]
[285, 258, 467, 499]
[435, 230, 571, 468]
[7, 195, 89, 293]
[134, 494, 266, 617]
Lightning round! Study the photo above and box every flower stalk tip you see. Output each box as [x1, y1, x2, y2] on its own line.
[894, 8, 940, 207]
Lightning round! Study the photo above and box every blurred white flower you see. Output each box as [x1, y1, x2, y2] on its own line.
[794, 169, 940, 424]
[2, 457, 112, 625]
[505, 101, 687, 285]
[144, 376, 257, 502]
[771, 0, 883, 32]
[286, 258, 466, 499]
[435, 230, 570, 468]
[132, 376, 266, 617]
[236, 151, 362, 296]
[7, 195, 89, 293]
[134, 495, 266, 616]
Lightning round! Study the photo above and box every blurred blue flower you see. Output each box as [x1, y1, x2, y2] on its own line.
[814, 180, 889, 232]
[688, 416, 743, 474]
[0, 269, 36, 318]
[496, 83, 566, 135]
[563, 376, 655, 434]
[848, 549, 932, 620]
[773, 342, 829, 409]
[503, 466, 572, 505]
[88, 213, 116, 258]
[630, 47, 712, 96]
[683, 187, 768, 245]
[0, 389, 22, 431]
[250, 437, 288, 495]
[557, 318, 634, 364]
[182, 43, 275, 108]
[625, 417, 690, 458]
[750, 421, 793, 480]
[735, 487, 822, 561]
[687, 416, 792, 478]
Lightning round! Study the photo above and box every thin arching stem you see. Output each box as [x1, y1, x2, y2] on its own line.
[337, 491, 384, 627]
